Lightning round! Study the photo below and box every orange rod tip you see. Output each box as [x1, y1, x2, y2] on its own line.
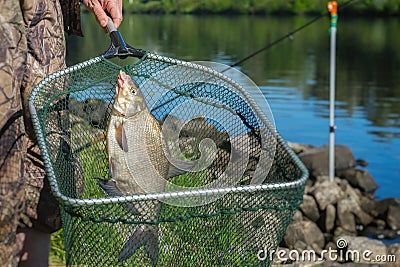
[328, 1, 338, 15]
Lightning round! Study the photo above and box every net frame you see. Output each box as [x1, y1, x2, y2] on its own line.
[30, 53, 307, 207]
[29, 51, 309, 266]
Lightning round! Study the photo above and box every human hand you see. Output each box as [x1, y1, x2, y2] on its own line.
[82, 0, 123, 28]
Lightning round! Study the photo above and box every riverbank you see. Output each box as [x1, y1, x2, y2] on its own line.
[66, 98, 399, 265]
[275, 142, 400, 266]
[120, 0, 400, 16]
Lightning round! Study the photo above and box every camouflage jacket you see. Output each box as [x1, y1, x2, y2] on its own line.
[60, 0, 83, 36]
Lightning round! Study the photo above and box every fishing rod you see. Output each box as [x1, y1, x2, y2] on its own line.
[151, 0, 357, 112]
[230, 0, 356, 68]
[328, 1, 339, 183]
[73, 0, 357, 153]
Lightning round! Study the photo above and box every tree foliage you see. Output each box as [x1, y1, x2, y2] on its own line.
[122, 0, 400, 15]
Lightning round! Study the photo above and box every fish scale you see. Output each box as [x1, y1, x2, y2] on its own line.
[108, 111, 168, 196]
[124, 111, 169, 195]
[102, 71, 168, 265]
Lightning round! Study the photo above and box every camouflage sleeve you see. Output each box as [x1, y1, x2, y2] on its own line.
[59, 0, 84, 36]
[19, 0, 67, 232]
[1, 0, 71, 265]
[0, 1, 28, 265]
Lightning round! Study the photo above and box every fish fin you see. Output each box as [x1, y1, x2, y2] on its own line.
[167, 157, 196, 178]
[96, 179, 122, 197]
[118, 226, 159, 266]
[108, 157, 113, 178]
[115, 122, 128, 152]
[96, 179, 140, 215]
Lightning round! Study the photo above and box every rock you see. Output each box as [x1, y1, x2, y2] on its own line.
[334, 227, 356, 239]
[284, 221, 325, 251]
[361, 225, 400, 240]
[356, 158, 368, 167]
[316, 175, 336, 183]
[338, 236, 387, 264]
[337, 168, 378, 193]
[387, 243, 400, 267]
[336, 176, 349, 192]
[337, 200, 356, 233]
[160, 114, 181, 137]
[359, 195, 376, 216]
[287, 142, 314, 154]
[300, 195, 320, 222]
[311, 180, 345, 210]
[372, 219, 386, 229]
[325, 241, 337, 250]
[70, 98, 110, 129]
[293, 240, 308, 251]
[179, 116, 219, 138]
[374, 198, 400, 215]
[336, 189, 377, 232]
[292, 210, 303, 223]
[281, 142, 399, 266]
[336, 193, 373, 230]
[271, 247, 291, 265]
[343, 181, 359, 200]
[343, 185, 374, 226]
[304, 181, 313, 194]
[298, 144, 356, 177]
[353, 187, 363, 199]
[387, 204, 400, 230]
[84, 99, 110, 128]
[325, 204, 336, 233]
[163, 115, 230, 153]
[207, 148, 230, 180]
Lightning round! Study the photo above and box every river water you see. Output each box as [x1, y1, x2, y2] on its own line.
[66, 14, 400, 199]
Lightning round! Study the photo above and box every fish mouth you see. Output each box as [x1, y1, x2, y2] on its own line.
[117, 73, 125, 88]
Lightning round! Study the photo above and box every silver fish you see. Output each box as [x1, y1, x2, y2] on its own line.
[98, 71, 195, 264]
[98, 70, 169, 266]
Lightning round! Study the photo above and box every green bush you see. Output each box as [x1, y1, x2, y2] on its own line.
[122, 0, 400, 15]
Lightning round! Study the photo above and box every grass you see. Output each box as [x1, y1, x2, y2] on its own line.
[48, 149, 263, 266]
[48, 116, 271, 266]
[50, 229, 66, 266]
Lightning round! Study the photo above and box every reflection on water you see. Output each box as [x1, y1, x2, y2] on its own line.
[66, 14, 400, 199]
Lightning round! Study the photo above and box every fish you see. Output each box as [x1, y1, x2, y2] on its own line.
[98, 70, 193, 265]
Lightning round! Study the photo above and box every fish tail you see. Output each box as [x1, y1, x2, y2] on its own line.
[118, 225, 159, 266]
[96, 179, 140, 215]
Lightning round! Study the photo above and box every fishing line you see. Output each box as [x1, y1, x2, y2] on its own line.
[151, 0, 357, 112]
[228, 0, 357, 69]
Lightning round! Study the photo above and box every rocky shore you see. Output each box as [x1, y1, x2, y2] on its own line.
[274, 142, 400, 266]
[68, 98, 399, 265]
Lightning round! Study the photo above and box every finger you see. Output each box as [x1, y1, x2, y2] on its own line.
[91, 2, 109, 27]
[118, 0, 123, 27]
[105, 0, 123, 28]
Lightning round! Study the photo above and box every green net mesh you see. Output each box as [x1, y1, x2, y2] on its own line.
[29, 53, 308, 267]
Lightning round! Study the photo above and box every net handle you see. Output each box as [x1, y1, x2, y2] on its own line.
[102, 17, 146, 59]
